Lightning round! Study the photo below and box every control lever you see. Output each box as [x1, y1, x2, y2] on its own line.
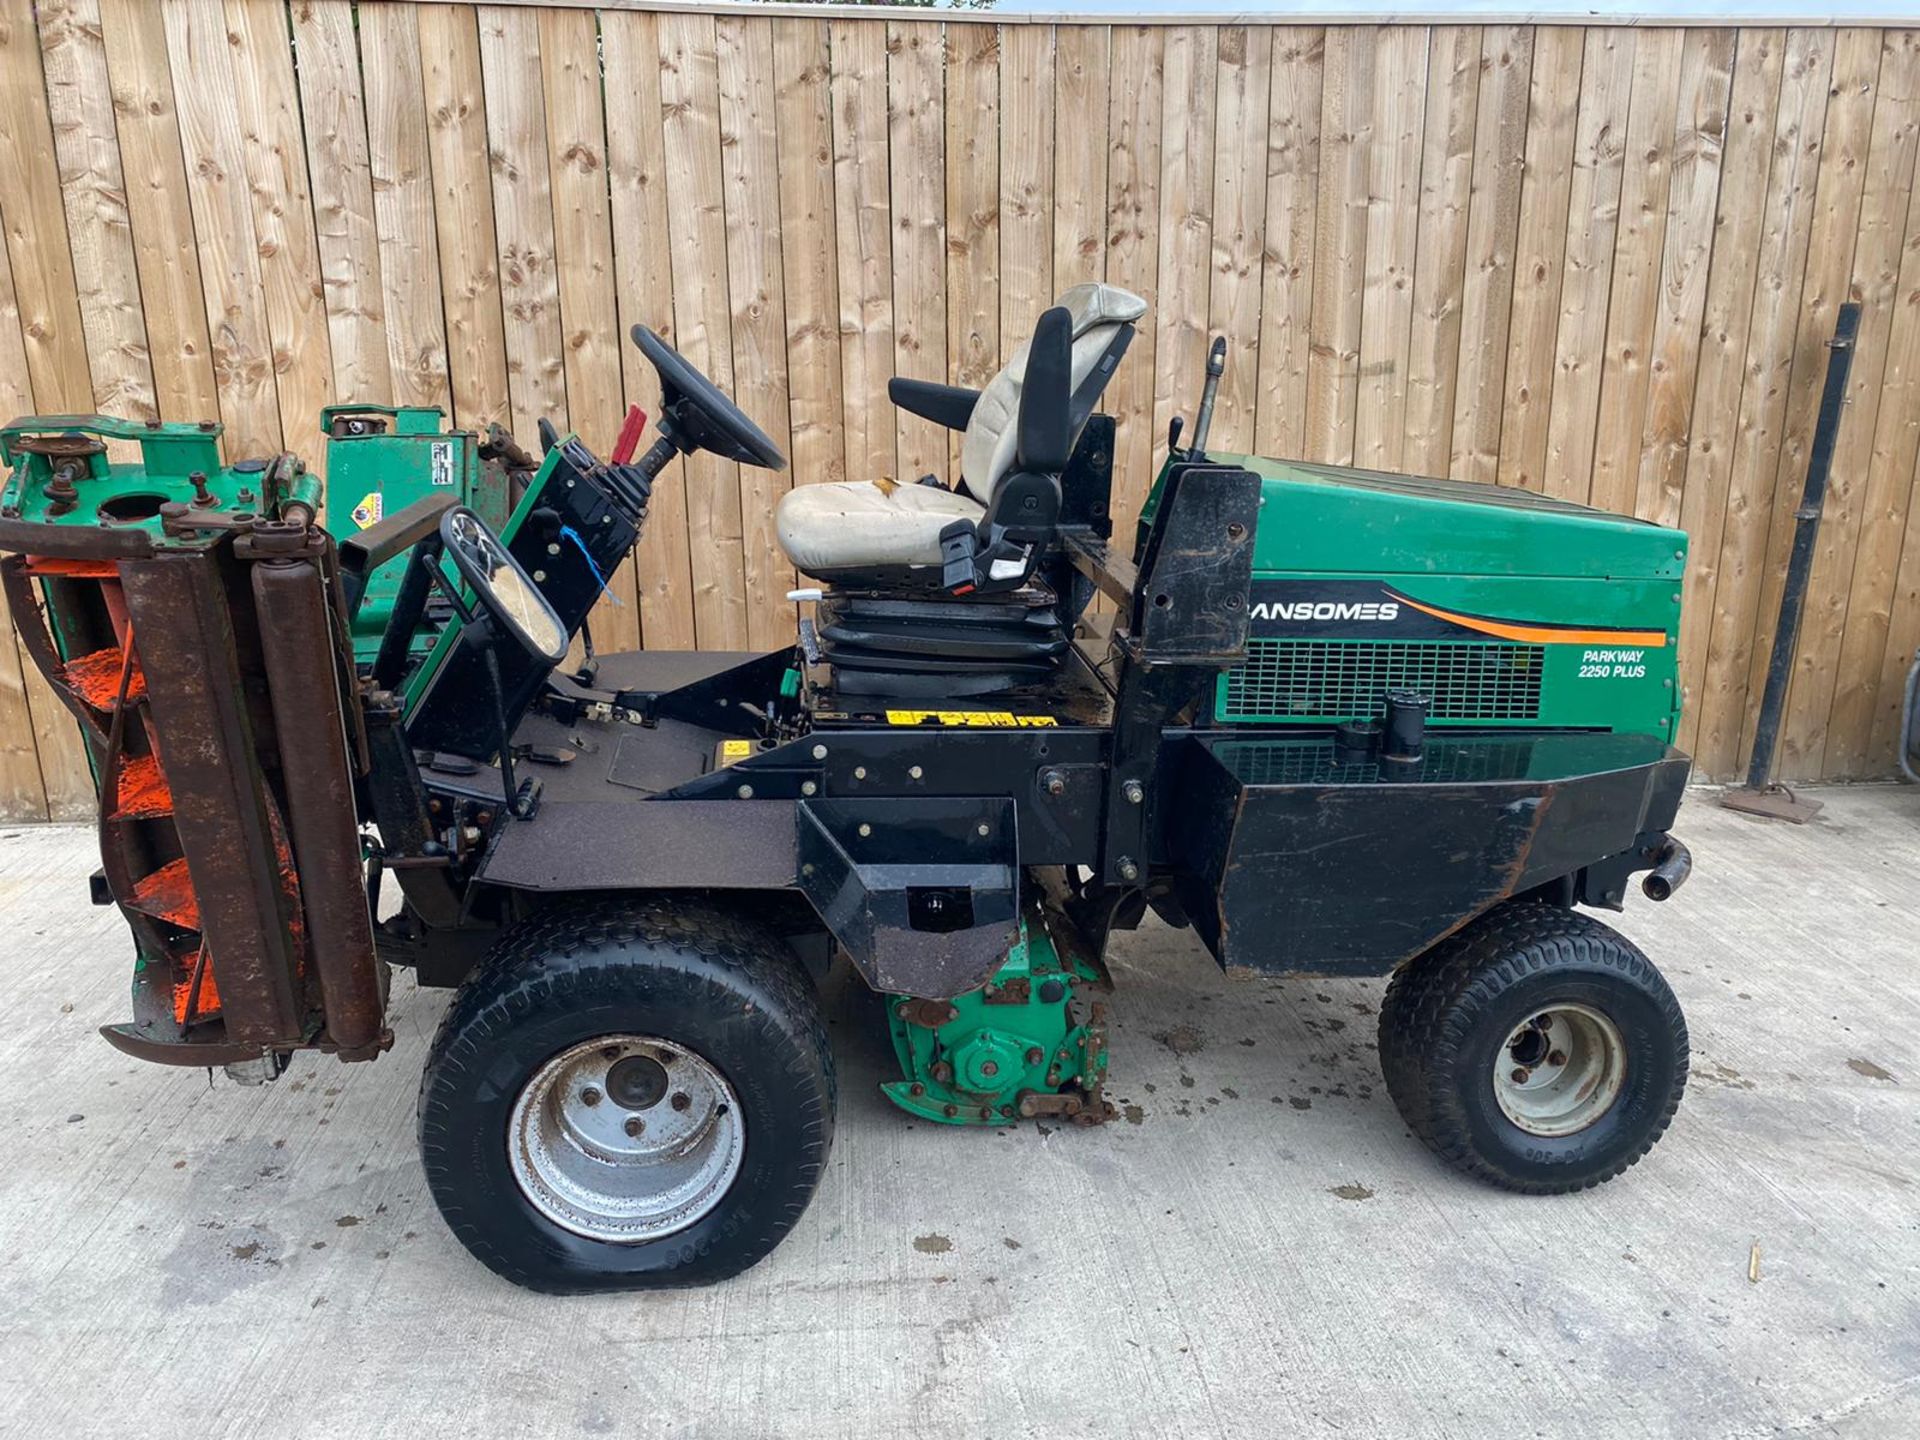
[1188, 337, 1227, 457]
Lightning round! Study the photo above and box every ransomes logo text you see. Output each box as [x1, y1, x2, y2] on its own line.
[1250, 600, 1400, 622]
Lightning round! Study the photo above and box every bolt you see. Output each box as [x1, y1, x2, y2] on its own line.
[1116, 856, 1139, 882]
[812, 743, 828, 760]
[932, 1062, 954, 1084]
[670, 1091, 691, 1112]
[1043, 769, 1066, 796]
[1123, 779, 1144, 804]
[977, 823, 990, 837]
[1548, 1049, 1567, 1067]
[909, 765, 923, 779]
[581, 1087, 602, 1107]
[801, 780, 817, 796]
[854, 765, 867, 780]
[532, 569, 547, 583]
[909, 1083, 926, 1097]
[981, 1060, 999, 1078]
[189, 470, 217, 508]
[944, 1104, 960, 1119]
[548, 542, 562, 556]
[1025, 1047, 1043, 1066]
[858, 822, 872, 837]
[602, 1046, 622, 1061]
[736, 784, 754, 799]
[1510, 1068, 1530, 1084]
[624, 1116, 645, 1138]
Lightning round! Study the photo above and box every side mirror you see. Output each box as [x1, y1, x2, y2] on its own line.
[439, 507, 568, 664]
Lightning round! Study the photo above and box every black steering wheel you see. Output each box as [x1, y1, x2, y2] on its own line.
[630, 325, 786, 471]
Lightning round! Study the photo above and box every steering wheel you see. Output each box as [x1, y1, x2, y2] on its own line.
[439, 507, 569, 665]
[630, 325, 786, 471]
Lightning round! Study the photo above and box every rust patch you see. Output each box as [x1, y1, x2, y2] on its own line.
[130, 858, 199, 930]
[110, 751, 173, 820]
[61, 644, 146, 709]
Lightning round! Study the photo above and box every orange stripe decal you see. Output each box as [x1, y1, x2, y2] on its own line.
[1395, 595, 1668, 648]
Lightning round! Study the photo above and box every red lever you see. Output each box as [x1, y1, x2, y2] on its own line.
[610, 404, 648, 465]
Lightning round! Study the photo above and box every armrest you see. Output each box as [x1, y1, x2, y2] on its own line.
[887, 377, 981, 432]
[1016, 306, 1073, 474]
[338, 492, 458, 601]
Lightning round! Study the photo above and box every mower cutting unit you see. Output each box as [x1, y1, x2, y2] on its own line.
[1, 289, 1695, 1291]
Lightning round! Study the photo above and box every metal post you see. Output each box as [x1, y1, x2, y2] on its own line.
[1721, 301, 1861, 823]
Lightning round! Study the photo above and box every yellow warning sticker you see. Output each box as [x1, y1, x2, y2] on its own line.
[884, 710, 1059, 729]
[350, 491, 384, 529]
[717, 739, 754, 766]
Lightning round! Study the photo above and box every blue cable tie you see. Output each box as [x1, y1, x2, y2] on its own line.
[560, 524, 622, 605]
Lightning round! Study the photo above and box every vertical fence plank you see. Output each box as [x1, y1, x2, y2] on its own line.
[1355, 26, 1427, 473]
[292, 0, 390, 407]
[1496, 25, 1582, 492]
[887, 18, 946, 486]
[1306, 27, 1372, 465]
[0, 0, 96, 416]
[163, 0, 281, 457]
[478, 5, 566, 441]
[1695, 29, 1835, 778]
[97, 0, 218, 424]
[1255, 28, 1323, 461]
[1674, 29, 1787, 760]
[543, 6, 639, 651]
[360, 2, 451, 413]
[661, 9, 747, 647]
[1866, 453, 1920, 769]
[830, 19, 893, 483]
[1206, 26, 1271, 454]
[1449, 24, 1532, 485]
[1745, 27, 1879, 779]
[1105, 24, 1162, 533]
[945, 21, 997, 474]
[1540, 27, 1634, 502]
[1402, 25, 1479, 479]
[603, 7, 695, 648]
[1054, 26, 1110, 293]
[720, 14, 797, 647]
[225, 0, 336, 482]
[1838, 38, 1920, 775]
[773, 17, 845, 491]
[419, 2, 509, 431]
[40, 0, 157, 425]
[1633, 29, 1737, 531]
[0, 197, 49, 821]
[1152, 25, 1216, 464]
[1587, 29, 1687, 518]
[1792, 30, 1920, 775]
[1001, 24, 1055, 355]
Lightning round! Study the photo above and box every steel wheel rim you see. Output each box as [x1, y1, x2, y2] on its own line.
[508, 1034, 744, 1244]
[1492, 1003, 1626, 1138]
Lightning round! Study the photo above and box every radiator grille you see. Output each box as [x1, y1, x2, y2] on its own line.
[1220, 639, 1546, 724]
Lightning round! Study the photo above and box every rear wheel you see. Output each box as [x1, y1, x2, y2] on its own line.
[1377, 903, 1687, 1194]
[419, 897, 835, 1292]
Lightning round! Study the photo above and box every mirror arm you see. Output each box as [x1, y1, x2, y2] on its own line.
[370, 536, 446, 693]
[481, 643, 526, 817]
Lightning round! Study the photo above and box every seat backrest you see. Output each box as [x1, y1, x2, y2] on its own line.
[959, 283, 1148, 504]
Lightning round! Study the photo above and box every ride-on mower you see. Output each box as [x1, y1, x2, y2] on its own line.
[0, 284, 1694, 1292]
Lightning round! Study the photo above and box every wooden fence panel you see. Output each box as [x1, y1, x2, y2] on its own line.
[3, 5, 1920, 819]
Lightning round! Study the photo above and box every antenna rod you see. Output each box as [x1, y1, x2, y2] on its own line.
[1188, 337, 1227, 456]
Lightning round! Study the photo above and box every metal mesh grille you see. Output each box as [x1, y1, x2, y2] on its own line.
[1221, 639, 1546, 723]
[1210, 738, 1544, 786]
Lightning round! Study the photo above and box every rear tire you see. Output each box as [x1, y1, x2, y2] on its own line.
[419, 896, 836, 1292]
[1377, 903, 1687, 1194]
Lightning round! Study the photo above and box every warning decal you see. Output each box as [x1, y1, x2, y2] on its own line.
[350, 492, 384, 529]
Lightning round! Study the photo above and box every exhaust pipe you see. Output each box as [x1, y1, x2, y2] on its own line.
[1641, 838, 1692, 902]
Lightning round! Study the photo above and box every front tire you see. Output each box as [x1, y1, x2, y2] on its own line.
[419, 897, 836, 1292]
[1378, 903, 1688, 1194]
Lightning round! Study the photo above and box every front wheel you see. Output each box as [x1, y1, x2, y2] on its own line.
[418, 897, 835, 1292]
[1377, 904, 1688, 1194]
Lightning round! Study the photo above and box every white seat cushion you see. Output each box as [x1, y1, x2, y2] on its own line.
[776, 480, 984, 577]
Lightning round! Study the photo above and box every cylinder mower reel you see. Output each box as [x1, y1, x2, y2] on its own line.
[1, 298, 1699, 1292]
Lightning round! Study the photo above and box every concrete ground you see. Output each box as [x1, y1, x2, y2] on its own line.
[0, 786, 1916, 1439]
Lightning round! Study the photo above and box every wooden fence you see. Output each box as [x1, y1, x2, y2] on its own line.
[0, 4, 1917, 820]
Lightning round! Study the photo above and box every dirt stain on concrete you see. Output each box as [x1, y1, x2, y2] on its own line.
[1123, 1104, 1145, 1125]
[1848, 1058, 1895, 1082]
[913, 1234, 954, 1255]
[1329, 1183, 1375, 1202]
[1153, 1024, 1205, 1057]
[334, 1215, 362, 1228]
